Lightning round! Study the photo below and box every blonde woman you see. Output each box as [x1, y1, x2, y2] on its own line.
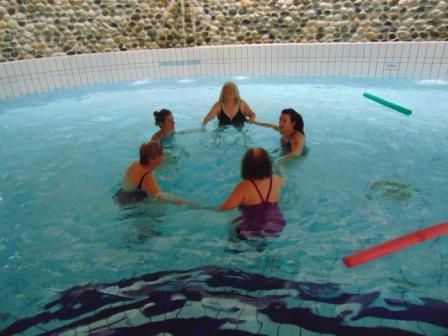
[202, 81, 256, 128]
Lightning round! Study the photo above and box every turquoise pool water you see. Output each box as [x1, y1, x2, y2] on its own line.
[0, 77, 447, 335]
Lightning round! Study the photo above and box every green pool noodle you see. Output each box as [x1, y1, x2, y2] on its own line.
[363, 92, 412, 115]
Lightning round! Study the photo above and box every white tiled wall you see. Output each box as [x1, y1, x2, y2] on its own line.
[0, 42, 447, 99]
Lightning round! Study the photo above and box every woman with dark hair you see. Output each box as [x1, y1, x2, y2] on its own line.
[150, 108, 175, 143]
[114, 142, 186, 206]
[202, 81, 256, 128]
[250, 108, 305, 157]
[220, 147, 286, 239]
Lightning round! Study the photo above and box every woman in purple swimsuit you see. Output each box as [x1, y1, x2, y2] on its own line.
[220, 147, 286, 239]
[202, 81, 256, 128]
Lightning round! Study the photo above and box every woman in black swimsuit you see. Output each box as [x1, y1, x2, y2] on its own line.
[114, 142, 187, 206]
[202, 81, 256, 128]
[250, 108, 305, 157]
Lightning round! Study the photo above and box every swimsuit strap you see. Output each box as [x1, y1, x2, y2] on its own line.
[137, 172, 150, 189]
[266, 175, 273, 201]
[249, 176, 272, 203]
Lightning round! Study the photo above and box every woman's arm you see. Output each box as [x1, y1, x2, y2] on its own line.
[155, 192, 189, 205]
[202, 102, 221, 127]
[175, 127, 202, 135]
[289, 132, 305, 156]
[142, 174, 191, 205]
[275, 133, 305, 166]
[141, 174, 161, 197]
[219, 181, 245, 210]
[150, 130, 162, 143]
[240, 100, 256, 121]
[248, 119, 280, 131]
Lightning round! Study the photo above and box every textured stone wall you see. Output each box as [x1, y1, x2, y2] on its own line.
[0, 0, 447, 62]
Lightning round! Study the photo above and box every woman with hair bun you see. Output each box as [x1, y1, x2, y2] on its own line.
[150, 108, 175, 143]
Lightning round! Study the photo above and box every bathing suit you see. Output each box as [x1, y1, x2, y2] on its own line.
[280, 133, 308, 156]
[217, 103, 247, 127]
[280, 138, 292, 155]
[234, 176, 286, 240]
[114, 172, 150, 206]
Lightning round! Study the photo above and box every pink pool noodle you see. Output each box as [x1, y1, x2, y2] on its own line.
[343, 221, 448, 268]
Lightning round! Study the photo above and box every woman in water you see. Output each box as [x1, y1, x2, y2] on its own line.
[150, 108, 175, 143]
[202, 81, 256, 128]
[250, 108, 305, 157]
[114, 142, 187, 206]
[219, 147, 286, 239]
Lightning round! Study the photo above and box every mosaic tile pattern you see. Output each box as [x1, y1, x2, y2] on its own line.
[2, 266, 447, 335]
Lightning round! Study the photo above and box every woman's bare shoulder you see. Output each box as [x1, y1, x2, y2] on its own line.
[151, 130, 162, 142]
[238, 179, 251, 187]
[293, 131, 305, 140]
[240, 99, 251, 108]
[273, 174, 285, 185]
[237, 179, 255, 191]
[125, 161, 142, 181]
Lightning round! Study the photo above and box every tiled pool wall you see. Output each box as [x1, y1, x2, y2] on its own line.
[0, 42, 447, 99]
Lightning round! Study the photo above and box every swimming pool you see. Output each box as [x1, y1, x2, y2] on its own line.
[1, 77, 447, 335]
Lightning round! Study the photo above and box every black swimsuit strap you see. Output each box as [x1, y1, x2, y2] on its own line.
[250, 176, 272, 203]
[220, 101, 242, 120]
[137, 172, 150, 189]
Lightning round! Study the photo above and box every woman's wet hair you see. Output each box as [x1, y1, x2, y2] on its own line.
[219, 81, 240, 103]
[140, 142, 163, 165]
[281, 108, 305, 135]
[153, 109, 172, 127]
[241, 147, 273, 180]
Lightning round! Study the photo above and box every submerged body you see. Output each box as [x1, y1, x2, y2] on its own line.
[220, 148, 286, 239]
[250, 108, 306, 158]
[114, 161, 159, 206]
[202, 81, 256, 128]
[233, 177, 286, 239]
[114, 142, 186, 206]
[114, 169, 151, 205]
[217, 103, 247, 127]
